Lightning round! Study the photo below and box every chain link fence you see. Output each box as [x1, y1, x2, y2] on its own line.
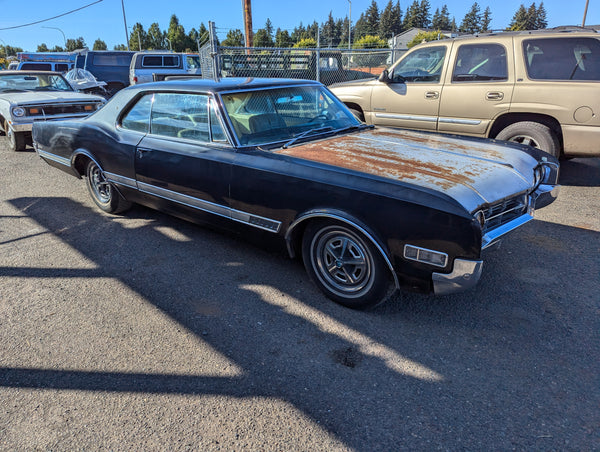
[211, 47, 405, 85]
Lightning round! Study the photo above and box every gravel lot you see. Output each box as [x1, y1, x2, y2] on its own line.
[1, 139, 599, 451]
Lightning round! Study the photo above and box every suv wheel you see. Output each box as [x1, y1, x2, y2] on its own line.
[496, 121, 560, 158]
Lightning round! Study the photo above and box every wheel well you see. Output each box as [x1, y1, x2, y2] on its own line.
[286, 214, 399, 289]
[490, 113, 563, 149]
[72, 153, 92, 178]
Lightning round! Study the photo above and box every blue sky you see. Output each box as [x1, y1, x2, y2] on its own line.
[0, 0, 598, 51]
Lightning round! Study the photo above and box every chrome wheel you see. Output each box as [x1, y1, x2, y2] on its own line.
[88, 162, 112, 204]
[302, 221, 390, 309]
[312, 227, 373, 297]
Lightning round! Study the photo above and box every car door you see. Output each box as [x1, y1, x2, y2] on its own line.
[438, 40, 515, 137]
[369, 44, 449, 131]
[134, 92, 235, 224]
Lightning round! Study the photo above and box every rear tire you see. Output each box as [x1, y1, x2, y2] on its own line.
[496, 121, 560, 158]
[85, 160, 131, 214]
[302, 220, 390, 309]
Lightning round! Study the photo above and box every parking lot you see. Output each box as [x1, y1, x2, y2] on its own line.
[0, 140, 598, 450]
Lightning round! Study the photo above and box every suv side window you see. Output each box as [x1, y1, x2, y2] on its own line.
[452, 43, 508, 81]
[390, 46, 446, 82]
[524, 37, 600, 81]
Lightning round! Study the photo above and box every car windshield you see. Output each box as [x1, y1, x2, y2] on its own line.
[0, 73, 73, 93]
[220, 85, 360, 146]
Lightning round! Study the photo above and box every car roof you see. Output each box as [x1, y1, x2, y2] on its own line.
[0, 70, 64, 76]
[128, 77, 323, 93]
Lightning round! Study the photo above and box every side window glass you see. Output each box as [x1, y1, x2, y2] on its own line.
[209, 99, 227, 142]
[151, 93, 210, 142]
[391, 46, 446, 82]
[121, 93, 153, 133]
[525, 37, 600, 81]
[453, 44, 508, 81]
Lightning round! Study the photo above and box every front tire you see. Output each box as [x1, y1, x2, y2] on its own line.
[302, 220, 390, 309]
[6, 126, 26, 152]
[496, 121, 560, 158]
[85, 160, 131, 214]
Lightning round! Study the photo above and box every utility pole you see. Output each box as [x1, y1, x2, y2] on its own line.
[243, 0, 253, 47]
[582, 0, 590, 26]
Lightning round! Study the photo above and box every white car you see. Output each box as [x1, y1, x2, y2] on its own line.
[0, 71, 105, 151]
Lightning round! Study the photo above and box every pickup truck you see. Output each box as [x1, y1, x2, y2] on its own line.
[219, 50, 374, 86]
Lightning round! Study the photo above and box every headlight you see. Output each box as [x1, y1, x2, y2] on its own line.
[12, 106, 26, 117]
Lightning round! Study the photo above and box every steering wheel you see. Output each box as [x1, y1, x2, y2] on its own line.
[307, 113, 329, 123]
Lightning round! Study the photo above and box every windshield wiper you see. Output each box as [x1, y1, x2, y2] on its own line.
[282, 126, 333, 149]
[333, 123, 373, 135]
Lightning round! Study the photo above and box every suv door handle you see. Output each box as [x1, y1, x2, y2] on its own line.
[486, 92, 504, 100]
[425, 91, 439, 99]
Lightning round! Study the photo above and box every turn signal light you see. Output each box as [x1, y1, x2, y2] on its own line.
[404, 244, 448, 268]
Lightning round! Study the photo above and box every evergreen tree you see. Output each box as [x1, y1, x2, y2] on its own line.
[509, 4, 528, 30]
[403, 0, 420, 29]
[65, 37, 86, 51]
[93, 39, 107, 50]
[481, 7, 492, 32]
[37, 43, 49, 52]
[275, 29, 292, 47]
[222, 29, 244, 47]
[450, 17, 457, 32]
[114, 44, 128, 50]
[147, 22, 165, 49]
[416, 0, 431, 28]
[364, 1, 380, 36]
[432, 5, 451, 30]
[526, 3, 538, 30]
[459, 2, 482, 34]
[50, 45, 64, 52]
[536, 2, 548, 29]
[322, 11, 338, 47]
[391, 1, 403, 34]
[167, 14, 187, 51]
[380, 1, 396, 38]
[354, 13, 369, 39]
[129, 22, 147, 51]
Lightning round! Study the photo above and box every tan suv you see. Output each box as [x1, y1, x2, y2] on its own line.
[330, 29, 600, 158]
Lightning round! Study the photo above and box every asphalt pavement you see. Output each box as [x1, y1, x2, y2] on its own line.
[1, 140, 599, 450]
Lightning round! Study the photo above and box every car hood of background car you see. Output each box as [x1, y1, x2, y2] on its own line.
[1, 91, 104, 104]
[276, 128, 542, 213]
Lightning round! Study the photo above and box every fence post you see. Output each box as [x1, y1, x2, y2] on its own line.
[316, 28, 320, 83]
[208, 21, 220, 81]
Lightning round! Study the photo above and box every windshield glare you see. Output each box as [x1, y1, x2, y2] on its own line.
[0, 73, 73, 92]
[221, 85, 359, 146]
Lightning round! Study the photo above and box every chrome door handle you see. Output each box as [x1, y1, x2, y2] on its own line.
[486, 92, 504, 100]
[137, 148, 151, 158]
[425, 91, 439, 99]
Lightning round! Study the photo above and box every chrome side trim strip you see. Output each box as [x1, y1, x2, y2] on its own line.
[374, 113, 437, 123]
[285, 212, 399, 290]
[481, 213, 533, 250]
[37, 149, 71, 167]
[105, 172, 137, 189]
[432, 259, 483, 295]
[137, 181, 281, 233]
[438, 117, 482, 125]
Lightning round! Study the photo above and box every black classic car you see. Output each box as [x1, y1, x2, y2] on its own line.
[32, 78, 559, 309]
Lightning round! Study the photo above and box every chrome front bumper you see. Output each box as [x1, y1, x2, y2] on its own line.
[432, 259, 483, 295]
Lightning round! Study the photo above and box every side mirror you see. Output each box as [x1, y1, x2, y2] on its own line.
[378, 69, 391, 83]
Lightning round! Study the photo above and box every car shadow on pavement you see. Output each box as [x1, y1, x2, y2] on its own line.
[558, 157, 600, 187]
[1, 196, 599, 450]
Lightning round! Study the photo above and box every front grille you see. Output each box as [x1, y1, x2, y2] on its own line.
[481, 194, 529, 233]
[26, 102, 100, 117]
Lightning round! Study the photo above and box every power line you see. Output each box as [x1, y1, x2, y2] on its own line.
[0, 0, 104, 31]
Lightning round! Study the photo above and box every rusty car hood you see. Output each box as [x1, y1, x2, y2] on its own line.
[276, 128, 540, 213]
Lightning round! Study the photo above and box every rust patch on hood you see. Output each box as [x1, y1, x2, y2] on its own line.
[275, 129, 490, 191]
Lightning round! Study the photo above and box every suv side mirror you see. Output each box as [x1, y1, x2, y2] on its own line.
[379, 69, 391, 83]
[379, 69, 405, 84]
